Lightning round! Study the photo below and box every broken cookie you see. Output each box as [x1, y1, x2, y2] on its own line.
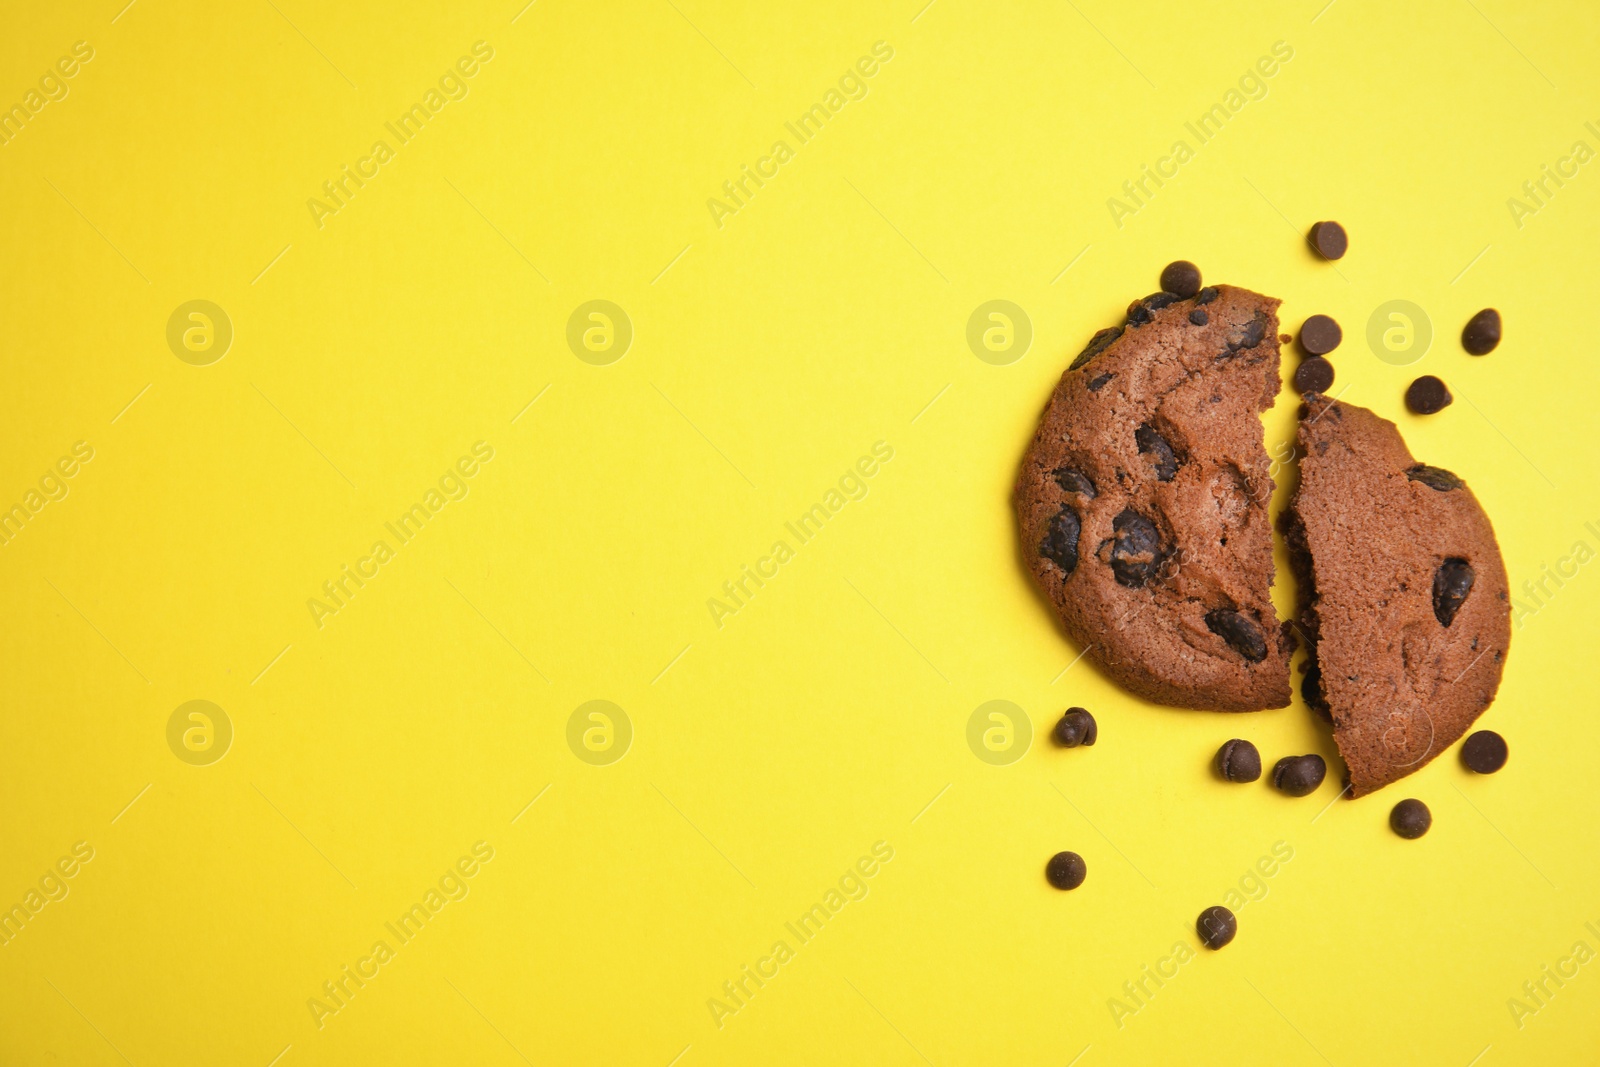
[1014, 283, 1293, 711]
[1283, 394, 1510, 796]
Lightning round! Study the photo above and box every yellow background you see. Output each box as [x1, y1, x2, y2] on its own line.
[2, 0, 1597, 1063]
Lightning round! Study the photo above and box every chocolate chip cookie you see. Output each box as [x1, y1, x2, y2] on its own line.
[1283, 395, 1510, 796]
[1014, 285, 1293, 711]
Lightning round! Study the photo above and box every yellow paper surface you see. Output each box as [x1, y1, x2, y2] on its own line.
[2, 1, 1597, 1063]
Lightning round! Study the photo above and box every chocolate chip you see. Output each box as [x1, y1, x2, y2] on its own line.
[1194, 287, 1219, 305]
[1294, 356, 1335, 394]
[1308, 220, 1348, 260]
[1462, 308, 1501, 355]
[1197, 905, 1237, 950]
[1126, 304, 1154, 327]
[1461, 730, 1508, 773]
[1054, 707, 1098, 747]
[1390, 798, 1432, 839]
[1223, 311, 1269, 355]
[1299, 314, 1342, 355]
[1108, 509, 1163, 587]
[1215, 739, 1262, 783]
[1070, 326, 1123, 370]
[1040, 507, 1081, 576]
[1046, 851, 1087, 890]
[1189, 309, 1209, 326]
[1054, 468, 1098, 498]
[1406, 375, 1453, 415]
[1205, 609, 1268, 662]
[1302, 663, 1331, 721]
[1160, 260, 1202, 299]
[1136, 423, 1178, 482]
[1272, 754, 1326, 796]
[1432, 557, 1474, 626]
[1088, 372, 1114, 392]
[1406, 465, 1462, 491]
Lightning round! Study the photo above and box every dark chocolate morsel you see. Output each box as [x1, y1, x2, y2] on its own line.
[1054, 707, 1097, 747]
[1108, 509, 1163, 587]
[1390, 798, 1432, 839]
[1135, 423, 1178, 482]
[1299, 314, 1343, 355]
[1406, 465, 1462, 491]
[1040, 507, 1081, 576]
[1294, 357, 1334, 394]
[1461, 730, 1508, 773]
[1272, 754, 1326, 796]
[1160, 260, 1202, 299]
[1205, 610, 1268, 662]
[1053, 468, 1098, 498]
[1224, 311, 1269, 355]
[1189, 309, 1209, 326]
[1197, 905, 1237, 949]
[1046, 851, 1087, 890]
[1462, 308, 1501, 355]
[1406, 375, 1453, 415]
[1088, 372, 1114, 392]
[1194, 286, 1219, 305]
[1308, 220, 1348, 260]
[1432, 557, 1474, 626]
[1069, 326, 1123, 370]
[1215, 739, 1262, 783]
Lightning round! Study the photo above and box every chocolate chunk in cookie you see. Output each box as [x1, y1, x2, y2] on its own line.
[1284, 396, 1510, 796]
[1014, 284, 1292, 711]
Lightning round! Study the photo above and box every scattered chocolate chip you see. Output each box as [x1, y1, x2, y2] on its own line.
[1197, 906, 1237, 950]
[1461, 730, 1508, 773]
[1390, 798, 1432, 839]
[1194, 287, 1219, 305]
[1088, 372, 1114, 392]
[1136, 423, 1178, 482]
[1189, 309, 1209, 326]
[1215, 739, 1262, 783]
[1054, 707, 1097, 748]
[1046, 851, 1087, 890]
[1405, 465, 1462, 491]
[1406, 375, 1453, 415]
[1070, 326, 1123, 370]
[1160, 260, 1202, 299]
[1294, 356, 1335, 394]
[1432, 557, 1474, 626]
[1308, 220, 1348, 260]
[1054, 468, 1098, 498]
[1272, 754, 1326, 796]
[1108, 509, 1163, 587]
[1205, 609, 1268, 662]
[1462, 308, 1501, 355]
[1040, 507, 1081, 576]
[1300, 314, 1342, 355]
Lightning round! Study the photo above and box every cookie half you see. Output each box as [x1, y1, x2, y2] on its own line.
[1283, 395, 1510, 796]
[1014, 285, 1293, 711]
